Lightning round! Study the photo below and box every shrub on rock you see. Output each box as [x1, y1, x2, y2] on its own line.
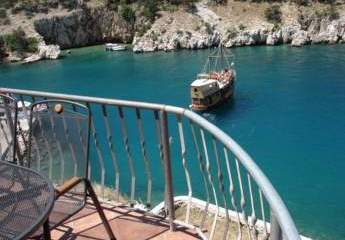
[265, 5, 282, 24]
[2, 28, 39, 55]
[120, 5, 136, 23]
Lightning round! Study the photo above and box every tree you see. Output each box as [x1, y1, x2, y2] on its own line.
[3, 27, 27, 53]
[265, 5, 282, 24]
[2, 27, 39, 55]
[120, 5, 136, 23]
[0, 37, 7, 60]
[143, 0, 158, 21]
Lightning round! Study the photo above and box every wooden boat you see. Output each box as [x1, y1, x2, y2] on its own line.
[190, 43, 236, 111]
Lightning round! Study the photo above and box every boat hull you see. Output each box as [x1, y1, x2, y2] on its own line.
[190, 83, 234, 111]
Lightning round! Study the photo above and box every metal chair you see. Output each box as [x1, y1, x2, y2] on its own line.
[27, 99, 116, 239]
[0, 94, 18, 163]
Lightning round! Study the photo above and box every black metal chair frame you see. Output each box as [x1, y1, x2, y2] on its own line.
[27, 99, 116, 240]
[0, 93, 18, 163]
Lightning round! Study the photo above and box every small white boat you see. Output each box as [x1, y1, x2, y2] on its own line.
[105, 43, 126, 51]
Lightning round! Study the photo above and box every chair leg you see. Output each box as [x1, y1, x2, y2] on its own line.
[43, 219, 51, 240]
[85, 180, 117, 240]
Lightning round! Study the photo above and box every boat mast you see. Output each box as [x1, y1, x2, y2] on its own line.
[201, 40, 234, 74]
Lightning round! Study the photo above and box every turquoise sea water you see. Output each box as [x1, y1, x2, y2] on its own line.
[0, 45, 345, 239]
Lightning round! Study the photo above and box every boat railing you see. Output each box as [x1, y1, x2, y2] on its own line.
[0, 87, 301, 240]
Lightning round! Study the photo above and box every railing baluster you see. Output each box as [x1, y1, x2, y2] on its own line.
[270, 209, 283, 240]
[160, 110, 175, 231]
[31, 137, 42, 171]
[71, 105, 88, 178]
[102, 105, 120, 201]
[154, 111, 164, 166]
[88, 104, 106, 198]
[176, 114, 192, 223]
[0, 120, 15, 162]
[118, 106, 136, 206]
[189, 121, 210, 229]
[36, 98, 65, 183]
[29, 96, 40, 171]
[259, 189, 269, 240]
[200, 129, 218, 240]
[32, 108, 53, 177]
[0, 121, 10, 149]
[47, 104, 66, 184]
[212, 139, 229, 240]
[154, 110, 169, 215]
[247, 174, 258, 239]
[60, 109, 78, 177]
[18, 95, 32, 163]
[135, 108, 152, 208]
[224, 148, 242, 240]
[1, 100, 16, 162]
[190, 121, 210, 229]
[235, 158, 253, 240]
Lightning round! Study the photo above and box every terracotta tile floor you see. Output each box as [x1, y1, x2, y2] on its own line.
[50, 203, 200, 240]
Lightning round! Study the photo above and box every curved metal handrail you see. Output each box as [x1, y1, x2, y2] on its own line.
[0, 87, 301, 240]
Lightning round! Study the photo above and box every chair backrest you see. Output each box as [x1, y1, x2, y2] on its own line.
[27, 100, 91, 186]
[0, 94, 18, 163]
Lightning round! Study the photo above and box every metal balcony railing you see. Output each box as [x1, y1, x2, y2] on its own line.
[0, 87, 301, 240]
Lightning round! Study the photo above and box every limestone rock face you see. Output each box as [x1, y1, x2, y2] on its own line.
[133, 30, 221, 53]
[291, 30, 309, 47]
[24, 42, 61, 63]
[39, 43, 61, 59]
[23, 54, 41, 63]
[7, 52, 23, 62]
[27, 3, 345, 54]
[225, 30, 256, 47]
[281, 25, 300, 43]
[266, 30, 282, 45]
[131, 4, 345, 53]
[311, 18, 345, 44]
[34, 8, 133, 49]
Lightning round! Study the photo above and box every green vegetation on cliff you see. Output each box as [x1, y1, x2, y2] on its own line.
[0, 0, 85, 18]
[1, 27, 39, 55]
[265, 5, 282, 23]
[0, 38, 6, 61]
[105, 0, 226, 22]
[119, 4, 136, 23]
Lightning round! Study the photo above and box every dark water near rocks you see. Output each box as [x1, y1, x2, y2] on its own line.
[1, 45, 345, 239]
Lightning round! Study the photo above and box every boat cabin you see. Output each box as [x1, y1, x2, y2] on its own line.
[191, 78, 220, 99]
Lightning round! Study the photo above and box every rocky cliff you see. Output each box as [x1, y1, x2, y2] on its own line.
[34, 7, 134, 49]
[132, 1, 345, 52]
[1, 0, 345, 60]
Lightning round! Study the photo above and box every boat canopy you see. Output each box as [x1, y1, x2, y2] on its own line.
[191, 78, 217, 87]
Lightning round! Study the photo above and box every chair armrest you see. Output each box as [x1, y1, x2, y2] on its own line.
[55, 177, 83, 198]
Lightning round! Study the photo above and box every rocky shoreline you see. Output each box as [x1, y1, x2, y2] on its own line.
[1, 1, 345, 63]
[132, 18, 345, 53]
[132, 2, 345, 52]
